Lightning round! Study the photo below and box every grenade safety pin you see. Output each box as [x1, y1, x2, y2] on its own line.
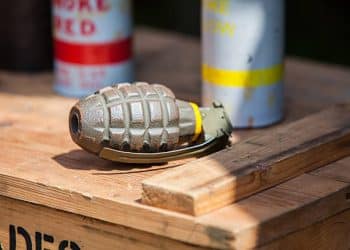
[69, 82, 233, 164]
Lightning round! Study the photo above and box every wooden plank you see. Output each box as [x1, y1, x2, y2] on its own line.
[1, 166, 348, 250]
[142, 104, 350, 215]
[310, 157, 350, 183]
[0, 195, 206, 250]
[257, 209, 350, 250]
[198, 172, 350, 249]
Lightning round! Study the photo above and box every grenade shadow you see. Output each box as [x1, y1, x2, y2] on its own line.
[52, 149, 183, 175]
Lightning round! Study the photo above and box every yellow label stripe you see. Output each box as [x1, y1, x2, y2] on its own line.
[189, 102, 203, 142]
[202, 63, 284, 88]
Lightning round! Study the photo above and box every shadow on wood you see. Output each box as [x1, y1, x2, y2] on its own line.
[52, 149, 182, 175]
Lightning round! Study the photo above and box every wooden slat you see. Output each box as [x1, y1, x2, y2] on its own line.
[257, 209, 350, 250]
[1, 162, 349, 250]
[198, 168, 350, 249]
[310, 157, 350, 183]
[142, 104, 350, 215]
[0, 195, 206, 250]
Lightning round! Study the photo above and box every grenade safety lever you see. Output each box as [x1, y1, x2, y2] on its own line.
[69, 82, 233, 164]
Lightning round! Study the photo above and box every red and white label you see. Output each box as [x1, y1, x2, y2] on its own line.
[53, 0, 133, 97]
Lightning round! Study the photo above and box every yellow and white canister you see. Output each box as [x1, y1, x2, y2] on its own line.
[202, 0, 285, 128]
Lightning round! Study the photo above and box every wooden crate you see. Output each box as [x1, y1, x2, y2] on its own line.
[0, 29, 350, 250]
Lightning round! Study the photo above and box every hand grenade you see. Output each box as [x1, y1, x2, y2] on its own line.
[69, 82, 233, 163]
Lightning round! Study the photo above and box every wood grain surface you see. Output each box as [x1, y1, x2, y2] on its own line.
[257, 209, 350, 250]
[0, 195, 206, 250]
[0, 28, 350, 249]
[142, 104, 350, 215]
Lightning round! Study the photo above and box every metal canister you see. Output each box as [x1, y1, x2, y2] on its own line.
[202, 0, 285, 128]
[53, 0, 133, 97]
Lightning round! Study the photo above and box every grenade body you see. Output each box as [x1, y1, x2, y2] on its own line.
[70, 82, 202, 154]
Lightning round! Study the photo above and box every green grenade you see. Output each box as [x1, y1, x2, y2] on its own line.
[69, 82, 232, 164]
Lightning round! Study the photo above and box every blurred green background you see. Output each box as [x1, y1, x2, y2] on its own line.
[135, 0, 350, 66]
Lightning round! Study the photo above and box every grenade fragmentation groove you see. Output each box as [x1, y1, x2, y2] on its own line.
[69, 82, 233, 163]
